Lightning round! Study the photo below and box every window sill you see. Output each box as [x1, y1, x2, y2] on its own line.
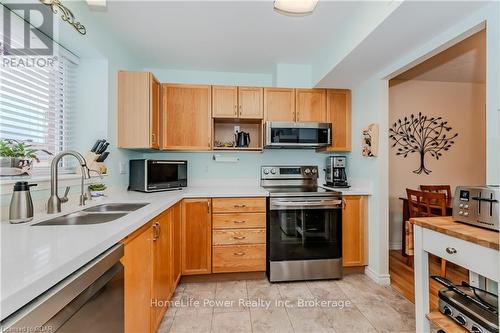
[0, 174, 108, 194]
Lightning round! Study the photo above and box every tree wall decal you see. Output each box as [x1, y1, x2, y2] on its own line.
[389, 112, 458, 175]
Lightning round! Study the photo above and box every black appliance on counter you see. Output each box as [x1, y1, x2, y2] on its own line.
[433, 275, 498, 333]
[129, 159, 187, 192]
[261, 165, 343, 282]
[325, 156, 349, 188]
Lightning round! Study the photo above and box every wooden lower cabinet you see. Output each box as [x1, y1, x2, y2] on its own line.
[342, 195, 368, 267]
[181, 198, 212, 275]
[213, 244, 266, 273]
[211, 197, 266, 273]
[171, 202, 182, 287]
[122, 222, 154, 333]
[122, 204, 182, 333]
[151, 211, 172, 331]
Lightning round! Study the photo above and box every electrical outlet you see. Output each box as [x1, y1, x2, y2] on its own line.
[119, 161, 127, 174]
[234, 125, 240, 134]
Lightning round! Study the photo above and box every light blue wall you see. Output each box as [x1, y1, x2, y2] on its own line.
[274, 64, 312, 88]
[142, 150, 345, 186]
[49, 2, 144, 187]
[145, 68, 273, 87]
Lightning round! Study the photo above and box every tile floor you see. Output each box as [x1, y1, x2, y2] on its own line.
[157, 274, 416, 333]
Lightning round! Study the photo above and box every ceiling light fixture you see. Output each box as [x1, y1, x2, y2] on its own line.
[273, 0, 319, 16]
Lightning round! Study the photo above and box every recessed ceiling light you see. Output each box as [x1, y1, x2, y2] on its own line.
[274, 0, 319, 16]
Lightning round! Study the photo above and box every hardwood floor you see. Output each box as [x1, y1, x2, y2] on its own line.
[389, 250, 469, 310]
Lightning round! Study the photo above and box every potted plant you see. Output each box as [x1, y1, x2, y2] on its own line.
[0, 139, 52, 176]
[88, 183, 107, 199]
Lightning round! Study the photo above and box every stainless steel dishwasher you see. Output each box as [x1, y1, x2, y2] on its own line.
[1, 244, 124, 332]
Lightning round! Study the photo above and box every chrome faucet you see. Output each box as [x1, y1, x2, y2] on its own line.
[47, 150, 90, 214]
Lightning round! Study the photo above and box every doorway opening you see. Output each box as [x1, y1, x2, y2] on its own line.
[387, 29, 486, 309]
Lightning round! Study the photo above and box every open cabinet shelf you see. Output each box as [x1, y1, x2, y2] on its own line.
[212, 119, 263, 151]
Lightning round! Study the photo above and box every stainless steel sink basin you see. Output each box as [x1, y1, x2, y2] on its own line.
[33, 211, 127, 226]
[82, 203, 149, 213]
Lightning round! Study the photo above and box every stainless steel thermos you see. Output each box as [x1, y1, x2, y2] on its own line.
[9, 182, 37, 224]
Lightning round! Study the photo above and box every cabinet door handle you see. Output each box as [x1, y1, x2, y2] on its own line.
[233, 236, 246, 240]
[207, 200, 211, 214]
[152, 222, 159, 241]
[151, 133, 156, 143]
[233, 220, 246, 224]
[233, 252, 246, 256]
[445, 247, 457, 254]
[342, 199, 347, 209]
[234, 204, 246, 208]
[234, 105, 238, 116]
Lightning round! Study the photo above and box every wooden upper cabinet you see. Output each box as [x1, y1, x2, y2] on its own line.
[118, 71, 160, 149]
[295, 89, 326, 122]
[212, 85, 238, 118]
[264, 88, 295, 122]
[212, 86, 263, 120]
[238, 87, 263, 119]
[162, 84, 212, 150]
[342, 196, 368, 267]
[150, 77, 160, 149]
[325, 89, 352, 152]
[181, 198, 212, 275]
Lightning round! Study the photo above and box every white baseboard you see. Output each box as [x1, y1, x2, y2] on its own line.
[389, 242, 402, 250]
[364, 267, 391, 285]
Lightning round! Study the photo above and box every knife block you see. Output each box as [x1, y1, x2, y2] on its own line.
[76, 151, 107, 176]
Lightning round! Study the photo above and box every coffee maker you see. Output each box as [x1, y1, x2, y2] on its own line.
[325, 156, 349, 188]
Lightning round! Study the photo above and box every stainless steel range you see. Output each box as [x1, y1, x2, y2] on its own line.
[261, 165, 343, 282]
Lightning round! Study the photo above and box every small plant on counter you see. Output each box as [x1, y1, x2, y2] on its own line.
[0, 139, 53, 176]
[88, 183, 107, 199]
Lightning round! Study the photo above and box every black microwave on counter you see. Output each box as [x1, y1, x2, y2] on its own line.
[129, 159, 187, 192]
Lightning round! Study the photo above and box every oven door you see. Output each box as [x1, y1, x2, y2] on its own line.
[265, 122, 331, 148]
[146, 160, 187, 191]
[268, 197, 342, 261]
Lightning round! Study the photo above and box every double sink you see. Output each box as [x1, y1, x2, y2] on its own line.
[34, 203, 149, 226]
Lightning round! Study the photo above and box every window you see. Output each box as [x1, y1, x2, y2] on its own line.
[1, 25, 77, 174]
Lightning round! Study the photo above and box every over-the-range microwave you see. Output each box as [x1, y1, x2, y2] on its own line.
[129, 159, 187, 192]
[264, 121, 331, 148]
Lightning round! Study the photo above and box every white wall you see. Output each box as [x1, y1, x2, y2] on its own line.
[348, 77, 390, 283]
[344, 2, 499, 282]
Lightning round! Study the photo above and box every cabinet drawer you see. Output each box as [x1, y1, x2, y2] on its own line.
[213, 213, 266, 229]
[422, 228, 499, 281]
[212, 197, 266, 213]
[213, 228, 266, 245]
[213, 244, 266, 273]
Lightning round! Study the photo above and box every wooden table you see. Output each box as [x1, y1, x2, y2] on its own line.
[410, 216, 499, 332]
[399, 196, 453, 256]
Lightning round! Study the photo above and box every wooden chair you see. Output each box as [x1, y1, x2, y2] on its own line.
[405, 189, 448, 276]
[420, 185, 452, 199]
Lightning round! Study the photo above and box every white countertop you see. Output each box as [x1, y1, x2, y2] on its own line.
[0, 185, 267, 320]
[0, 183, 371, 320]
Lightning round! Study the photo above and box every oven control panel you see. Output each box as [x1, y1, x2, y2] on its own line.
[261, 166, 318, 179]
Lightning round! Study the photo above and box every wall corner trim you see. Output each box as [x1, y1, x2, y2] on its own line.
[364, 267, 391, 285]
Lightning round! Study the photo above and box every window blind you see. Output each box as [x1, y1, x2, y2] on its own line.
[0, 11, 77, 172]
